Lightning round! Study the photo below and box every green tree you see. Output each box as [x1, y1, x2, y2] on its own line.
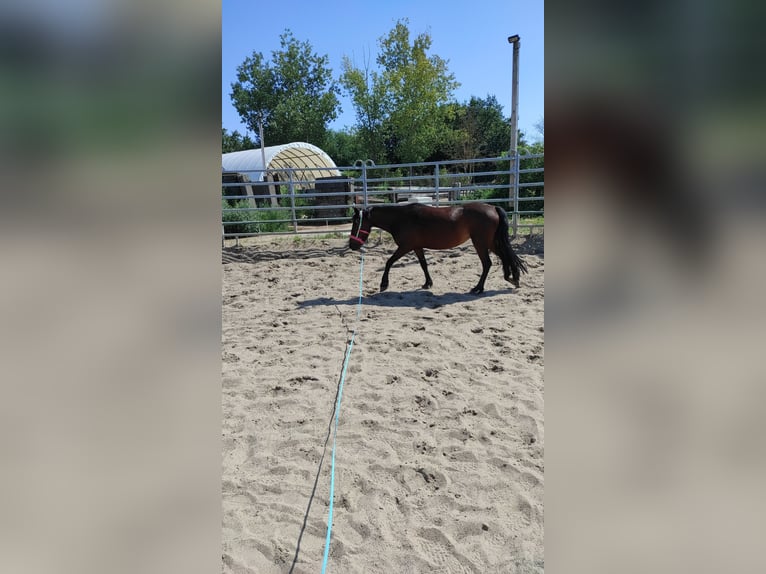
[222, 128, 256, 153]
[465, 95, 512, 158]
[323, 129, 366, 167]
[476, 131, 544, 213]
[340, 54, 389, 162]
[518, 135, 544, 214]
[427, 102, 469, 161]
[341, 19, 459, 163]
[230, 30, 340, 148]
[433, 96, 512, 162]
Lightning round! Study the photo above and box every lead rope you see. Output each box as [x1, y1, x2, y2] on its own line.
[320, 245, 364, 574]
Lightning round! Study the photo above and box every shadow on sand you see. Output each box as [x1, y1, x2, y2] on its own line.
[222, 233, 542, 265]
[297, 288, 512, 310]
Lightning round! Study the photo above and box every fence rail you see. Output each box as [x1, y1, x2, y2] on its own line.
[222, 154, 543, 242]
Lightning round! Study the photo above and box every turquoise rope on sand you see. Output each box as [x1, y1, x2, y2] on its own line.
[320, 250, 364, 574]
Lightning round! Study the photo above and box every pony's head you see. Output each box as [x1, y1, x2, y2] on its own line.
[349, 207, 372, 250]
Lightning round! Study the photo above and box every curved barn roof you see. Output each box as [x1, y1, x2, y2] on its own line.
[221, 142, 339, 183]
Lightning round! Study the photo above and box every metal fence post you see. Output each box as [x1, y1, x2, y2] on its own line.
[220, 156, 541, 239]
[512, 152, 521, 237]
[508, 155, 515, 235]
[288, 170, 298, 232]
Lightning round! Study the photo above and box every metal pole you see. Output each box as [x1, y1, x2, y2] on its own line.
[508, 35, 520, 235]
[434, 163, 440, 207]
[288, 170, 298, 232]
[508, 35, 520, 157]
[259, 120, 278, 208]
[513, 153, 521, 237]
[259, 120, 266, 164]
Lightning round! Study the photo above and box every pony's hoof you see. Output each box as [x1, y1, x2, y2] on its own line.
[380, 284, 388, 292]
[470, 286, 484, 295]
[422, 282, 433, 289]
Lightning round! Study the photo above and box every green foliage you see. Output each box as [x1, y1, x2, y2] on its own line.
[379, 21, 459, 163]
[518, 139, 545, 214]
[222, 128, 256, 153]
[230, 30, 340, 148]
[465, 95, 513, 158]
[341, 19, 459, 164]
[323, 129, 367, 166]
[432, 96, 511, 161]
[222, 199, 256, 234]
[340, 55, 389, 162]
[222, 199, 291, 234]
[472, 134, 544, 212]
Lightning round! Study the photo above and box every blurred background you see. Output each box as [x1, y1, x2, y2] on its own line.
[0, 1, 221, 573]
[546, 1, 766, 573]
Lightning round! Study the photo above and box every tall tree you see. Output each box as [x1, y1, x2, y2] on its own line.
[430, 96, 512, 162]
[340, 53, 389, 163]
[341, 19, 459, 163]
[230, 30, 340, 148]
[323, 129, 366, 167]
[462, 95, 512, 158]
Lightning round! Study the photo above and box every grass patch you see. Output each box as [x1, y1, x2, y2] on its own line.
[519, 215, 544, 226]
[222, 199, 291, 234]
[512, 215, 544, 236]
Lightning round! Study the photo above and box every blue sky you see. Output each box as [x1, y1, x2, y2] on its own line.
[222, 0, 543, 142]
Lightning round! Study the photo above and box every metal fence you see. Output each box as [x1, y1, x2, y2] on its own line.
[222, 154, 543, 243]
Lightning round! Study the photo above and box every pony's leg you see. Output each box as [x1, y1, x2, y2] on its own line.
[470, 239, 492, 294]
[414, 248, 433, 289]
[380, 245, 411, 292]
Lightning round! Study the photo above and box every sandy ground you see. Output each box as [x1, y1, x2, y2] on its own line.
[222, 231, 544, 573]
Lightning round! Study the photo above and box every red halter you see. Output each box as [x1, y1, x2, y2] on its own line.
[350, 210, 370, 245]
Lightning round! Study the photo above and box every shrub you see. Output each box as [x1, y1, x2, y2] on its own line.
[222, 199, 291, 234]
[477, 153, 544, 214]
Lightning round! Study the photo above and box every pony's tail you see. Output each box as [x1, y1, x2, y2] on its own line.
[494, 206, 528, 287]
